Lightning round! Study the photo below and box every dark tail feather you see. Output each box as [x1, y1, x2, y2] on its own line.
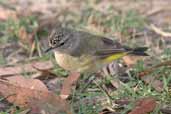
[129, 47, 148, 56]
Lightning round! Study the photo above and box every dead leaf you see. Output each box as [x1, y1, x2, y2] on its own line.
[1, 76, 48, 106]
[31, 61, 56, 80]
[60, 72, 80, 99]
[128, 97, 157, 114]
[0, 61, 53, 77]
[6, 76, 48, 92]
[123, 56, 143, 67]
[32, 61, 53, 71]
[141, 76, 163, 92]
[0, 77, 71, 114]
[115, 98, 130, 105]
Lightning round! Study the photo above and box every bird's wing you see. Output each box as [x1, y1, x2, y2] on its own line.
[94, 37, 129, 59]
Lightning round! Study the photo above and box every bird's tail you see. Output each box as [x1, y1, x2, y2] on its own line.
[128, 47, 148, 56]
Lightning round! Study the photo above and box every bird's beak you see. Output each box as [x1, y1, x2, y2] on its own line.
[45, 47, 55, 53]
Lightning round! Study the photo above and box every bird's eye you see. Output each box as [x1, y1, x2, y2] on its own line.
[50, 39, 57, 46]
[49, 31, 64, 46]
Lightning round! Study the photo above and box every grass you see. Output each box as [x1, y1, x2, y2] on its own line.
[70, 48, 171, 114]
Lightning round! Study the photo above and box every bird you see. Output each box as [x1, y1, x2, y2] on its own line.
[45, 26, 148, 74]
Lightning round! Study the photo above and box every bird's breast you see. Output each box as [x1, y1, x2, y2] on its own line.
[54, 51, 102, 73]
[54, 52, 77, 71]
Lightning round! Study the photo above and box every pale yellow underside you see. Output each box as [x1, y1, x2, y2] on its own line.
[54, 51, 127, 73]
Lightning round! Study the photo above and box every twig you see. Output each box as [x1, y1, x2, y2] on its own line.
[149, 24, 171, 37]
[138, 60, 171, 77]
[144, 8, 163, 17]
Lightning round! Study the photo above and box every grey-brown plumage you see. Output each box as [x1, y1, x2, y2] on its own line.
[46, 26, 148, 73]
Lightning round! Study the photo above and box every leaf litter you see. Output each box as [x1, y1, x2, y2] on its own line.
[0, 61, 53, 77]
[0, 60, 73, 113]
[0, 76, 72, 114]
[128, 97, 157, 114]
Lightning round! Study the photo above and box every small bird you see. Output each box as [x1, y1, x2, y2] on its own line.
[45, 26, 148, 74]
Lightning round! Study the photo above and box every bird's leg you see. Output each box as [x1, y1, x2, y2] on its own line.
[80, 73, 96, 93]
[80, 73, 113, 102]
[93, 80, 113, 101]
[93, 73, 114, 103]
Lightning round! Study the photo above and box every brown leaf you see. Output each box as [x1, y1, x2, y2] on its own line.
[141, 76, 163, 92]
[0, 61, 53, 77]
[32, 61, 54, 71]
[115, 98, 130, 105]
[60, 72, 80, 99]
[2, 76, 48, 106]
[6, 76, 48, 92]
[128, 97, 157, 114]
[0, 77, 71, 114]
[31, 61, 56, 79]
[123, 56, 143, 67]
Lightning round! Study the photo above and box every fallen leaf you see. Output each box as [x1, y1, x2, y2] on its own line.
[0, 65, 34, 77]
[2, 76, 48, 106]
[128, 97, 157, 114]
[0, 61, 53, 77]
[123, 56, 143, 67]
[31, 61, 56, 80]
[32, 61, 53, 71]
[6, 76, 48, 92]
[115, 98, 130, 105]
[60, 72, 80, 99]
[0, 77, 71, 114]
[141, 76, 163, 92]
